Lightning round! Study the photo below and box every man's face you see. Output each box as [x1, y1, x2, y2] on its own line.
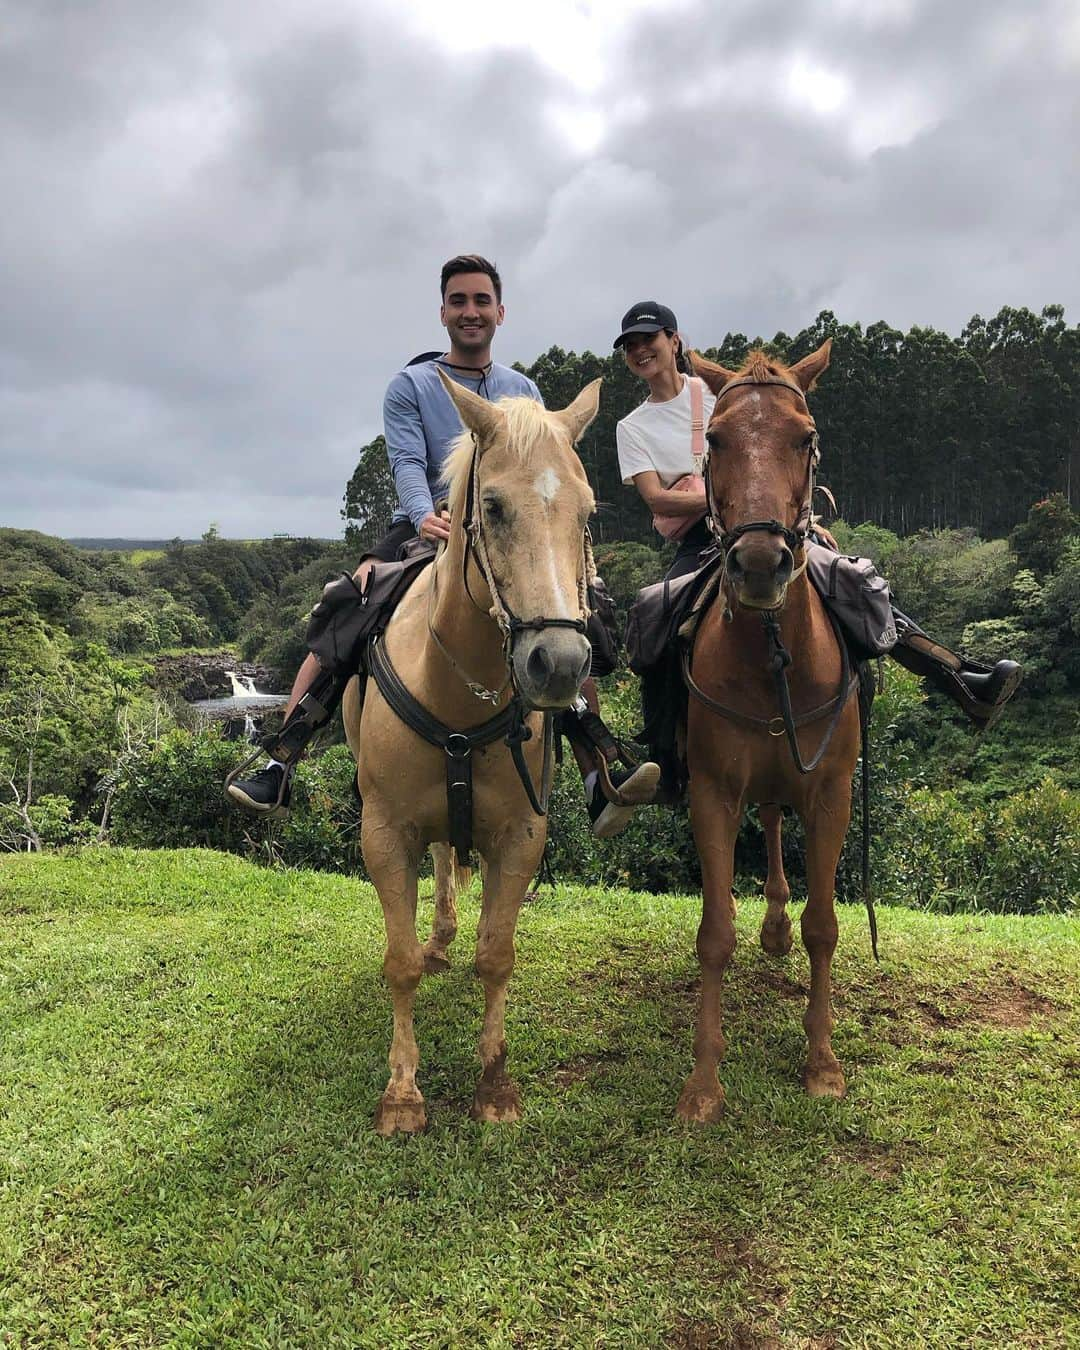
[440, 271, 505, 353]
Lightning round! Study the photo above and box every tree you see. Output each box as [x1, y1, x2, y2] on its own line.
[342, 436, 397, 552]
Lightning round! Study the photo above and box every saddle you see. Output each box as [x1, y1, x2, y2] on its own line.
[305, 542, 436, 680]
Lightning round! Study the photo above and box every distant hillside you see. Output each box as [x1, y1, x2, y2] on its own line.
[65, 538, 201, 550]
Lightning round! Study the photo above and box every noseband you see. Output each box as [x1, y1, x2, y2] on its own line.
[702, 374, 820, 571]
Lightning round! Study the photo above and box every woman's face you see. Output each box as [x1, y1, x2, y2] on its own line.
[622, 328, 679, 381]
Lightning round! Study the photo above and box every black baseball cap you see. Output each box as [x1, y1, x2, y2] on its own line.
[613, 300, 678, 349]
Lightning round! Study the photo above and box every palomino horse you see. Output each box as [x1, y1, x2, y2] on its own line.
[343, 372, 600, 1136]
[676, 339, 861, 1122]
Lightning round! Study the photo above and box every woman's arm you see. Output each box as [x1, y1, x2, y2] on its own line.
[631, 470, 707, 516]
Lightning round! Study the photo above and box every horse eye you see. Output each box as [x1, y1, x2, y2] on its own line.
[705, 432, 721, 451]
[482, 495, 507, 524]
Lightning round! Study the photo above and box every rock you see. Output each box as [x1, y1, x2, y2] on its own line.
[153, 651, 287, 702]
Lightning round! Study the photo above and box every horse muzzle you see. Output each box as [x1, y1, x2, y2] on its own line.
[726, 536, 794, 609]
[511, 628, 592, 709]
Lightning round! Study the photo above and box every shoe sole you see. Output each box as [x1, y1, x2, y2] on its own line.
[592, 763, 661, 839]
[226, 784, 291, 819]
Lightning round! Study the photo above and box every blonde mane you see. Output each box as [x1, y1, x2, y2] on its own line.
[442, 396, 563, 518]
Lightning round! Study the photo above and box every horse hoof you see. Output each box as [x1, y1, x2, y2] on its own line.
[423, 949, 451, 975]
[374, 1094, 427, 1136]
[760, 916, 793, 957]
[803, 1064, 846, 1099]
[470, 1083, 522, 1124]
[675, 1083, 726, 1124]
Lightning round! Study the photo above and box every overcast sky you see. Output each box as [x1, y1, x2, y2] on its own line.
[2, 0, 1078, 541]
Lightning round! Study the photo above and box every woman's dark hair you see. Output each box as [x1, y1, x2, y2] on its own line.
[672, 332, 693, 375]
[440, 254, 502, 302]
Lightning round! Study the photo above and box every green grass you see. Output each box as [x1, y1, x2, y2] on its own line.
[1, 850, 1077, 1348]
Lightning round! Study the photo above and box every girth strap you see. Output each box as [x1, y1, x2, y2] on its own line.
[368, 634, 551, 860]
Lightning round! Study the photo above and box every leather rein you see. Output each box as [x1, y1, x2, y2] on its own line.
[368, 435, 595, 861]
[688, 372, 857, 775]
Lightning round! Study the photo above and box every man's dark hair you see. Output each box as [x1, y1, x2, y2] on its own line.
[440, 254, 502, 303]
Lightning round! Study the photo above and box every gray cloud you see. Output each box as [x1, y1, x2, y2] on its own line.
[1, 0, 1077, 539]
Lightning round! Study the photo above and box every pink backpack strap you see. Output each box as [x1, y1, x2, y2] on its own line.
[689, 376, 705, 471]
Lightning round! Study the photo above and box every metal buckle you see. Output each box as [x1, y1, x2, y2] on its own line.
[467, 682, 500, 704]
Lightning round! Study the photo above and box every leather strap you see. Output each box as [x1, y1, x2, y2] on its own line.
[689, 376, 705, 470]
[368, 634, 550, 859]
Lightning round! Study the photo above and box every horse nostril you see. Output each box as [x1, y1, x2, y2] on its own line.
[776, 547, 794, 584]
[575, 647, 591, 686]
[726, 548, 745, 578]
[526, 644, 555, 687]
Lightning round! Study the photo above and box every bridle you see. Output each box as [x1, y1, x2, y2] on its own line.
[427, 432, 596, 706]
[701, 373, 821, 600]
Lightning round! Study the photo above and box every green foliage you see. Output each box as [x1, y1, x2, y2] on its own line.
[984, 777, 1080, 914]
[342, 434, 397, 552]
[109, 729, 365, 874]
[1009, 493, 1080, 576]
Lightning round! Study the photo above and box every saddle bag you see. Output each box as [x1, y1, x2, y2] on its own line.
[805, 541, 897, 661]
[624, 552, 723, 675]
[306, 548, 435, 677]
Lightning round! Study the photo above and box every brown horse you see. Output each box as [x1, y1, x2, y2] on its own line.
[343, 372, 601, 1136]
[676, 339, 861, 1122]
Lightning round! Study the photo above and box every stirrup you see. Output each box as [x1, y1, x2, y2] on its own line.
[223, 749, 292, 814]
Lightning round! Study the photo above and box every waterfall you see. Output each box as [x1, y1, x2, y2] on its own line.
[227, 671, 259, 697]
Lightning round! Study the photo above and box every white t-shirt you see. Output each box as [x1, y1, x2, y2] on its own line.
[616, 376, 703, 487]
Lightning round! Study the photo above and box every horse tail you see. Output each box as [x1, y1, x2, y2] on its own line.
[449, 849, 473, 891]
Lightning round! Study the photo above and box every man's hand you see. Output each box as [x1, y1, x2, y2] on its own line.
[418, 509, 451, 543]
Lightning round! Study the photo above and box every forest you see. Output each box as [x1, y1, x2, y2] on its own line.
[1, 304, 1078, 913]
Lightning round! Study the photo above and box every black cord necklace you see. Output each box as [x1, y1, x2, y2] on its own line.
[436, 357, 493, 400]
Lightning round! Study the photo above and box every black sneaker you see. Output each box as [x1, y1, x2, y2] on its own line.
[587, 762, 661, 839]
[227, 763, 292, 817]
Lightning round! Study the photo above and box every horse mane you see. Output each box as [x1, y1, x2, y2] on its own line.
[738, 349, 790, 383]
[442, 397, 558, 517]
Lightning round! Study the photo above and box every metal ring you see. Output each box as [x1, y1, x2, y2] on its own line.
[768, 717, 786, 737]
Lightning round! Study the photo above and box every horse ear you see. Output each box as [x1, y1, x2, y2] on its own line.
[688, 351, 737, 395]
[789, 338, 832, 392]
[436, 368, 504, 444]
[554, 377, 603, 445]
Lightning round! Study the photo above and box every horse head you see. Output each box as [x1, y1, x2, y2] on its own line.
[439, 371, 601, 709]
[691, 339, 832, 611]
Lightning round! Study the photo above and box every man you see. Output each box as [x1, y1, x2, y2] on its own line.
[229, 254, 657, 835]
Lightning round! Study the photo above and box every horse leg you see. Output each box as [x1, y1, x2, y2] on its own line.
[470, 827, 542, 1124]
[362, 811, 427, 1136]
[759, 804, 793, 956]
[422, 843, 461, 974]
[678, 796, 740, 1123]
[798, 791, 851, 1098]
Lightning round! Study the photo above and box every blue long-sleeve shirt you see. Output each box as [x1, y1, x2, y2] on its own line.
[383, 358, 542, 529]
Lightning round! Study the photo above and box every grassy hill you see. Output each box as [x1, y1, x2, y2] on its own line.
[1, 850, 1076, 1347]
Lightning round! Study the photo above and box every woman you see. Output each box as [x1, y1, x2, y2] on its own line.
[613, 299, 1022, 735]
[614, 301, 713, 580]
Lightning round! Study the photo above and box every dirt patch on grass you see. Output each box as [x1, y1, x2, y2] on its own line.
[836, 970, 1060, 1043]
[549, 1051, 622, 1088]
[915, 978, 1060, 1030]
[668, 1319, 782, 1349]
